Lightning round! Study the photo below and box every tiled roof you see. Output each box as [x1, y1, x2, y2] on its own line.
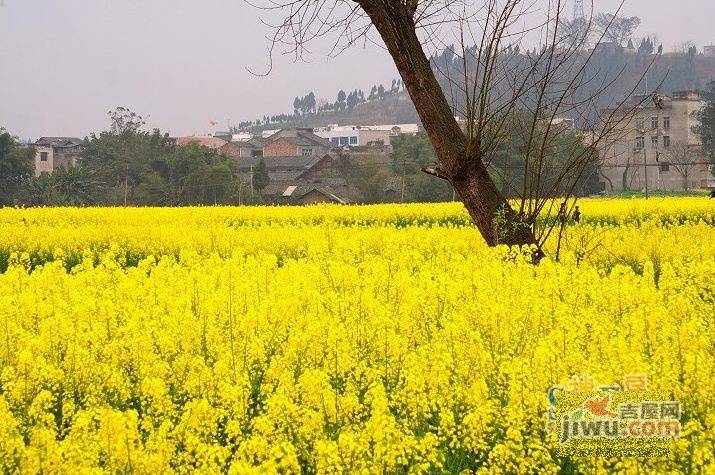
[236, 154, 331, 171]
[268, 170, 304, 182]
[262, 180, 358, 203]
[35, 137, 83, 147]
[266, 129, 331, 148]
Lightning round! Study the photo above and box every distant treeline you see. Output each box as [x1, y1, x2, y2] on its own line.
[235, 79, 405, 130]
[235, 25, 715, 132]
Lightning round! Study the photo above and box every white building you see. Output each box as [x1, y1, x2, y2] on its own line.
[313, 124, 419, 147]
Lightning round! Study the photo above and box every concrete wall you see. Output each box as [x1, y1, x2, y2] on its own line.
[358, 129, 392, 146]
[53, 146, 80, 170]
[34, 145, 54, 176]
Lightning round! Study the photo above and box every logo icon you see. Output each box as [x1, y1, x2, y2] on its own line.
[547, 374, 680, 456]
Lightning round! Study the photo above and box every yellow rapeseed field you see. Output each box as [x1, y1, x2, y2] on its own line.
[0, 197, 713, 473]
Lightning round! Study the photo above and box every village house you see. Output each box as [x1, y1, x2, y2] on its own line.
[262, 128, 332, 157]
[176, 129, 353, 203]
[235, 152, 359, 204]
[219, 137, 267, 159]
[597, 91, 714, 192]
[274, 180, 360, 205]
[33, 137, 84, 176]
[236, 154, 334, 182]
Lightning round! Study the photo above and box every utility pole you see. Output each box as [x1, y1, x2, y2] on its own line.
[643, 147, 649, 199]
[124, 162, 129, 206]
[400, 156, 407, 202]
[250, 165, 254, 194]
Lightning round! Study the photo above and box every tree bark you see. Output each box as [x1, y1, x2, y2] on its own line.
[359, 0, 538, 247]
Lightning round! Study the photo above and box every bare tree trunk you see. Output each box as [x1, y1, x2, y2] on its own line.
[361, 1, 537, 247]
[621, 162, 630, 191]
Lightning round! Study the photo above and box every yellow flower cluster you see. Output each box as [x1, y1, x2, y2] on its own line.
[0, 198, 713, 473]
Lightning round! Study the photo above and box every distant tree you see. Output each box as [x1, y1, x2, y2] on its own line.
[293, 96, 301, 115]
[0, 129, 34, 204]
[664, 142, 701, 190]
[557, 18, 592, 50]
[81, 109, 237, 205]
[336, 152, 389, 202]
[53, 165, 104, 204]
[108, 106, 145, 135]
[368, 85, 377, 101]
[391, 133, 452, 201]
[336, 90, 347, 111]
[377, 84, 385, 99]
[695, 81, 715, 174]
[638, 37, 654, 55]
[305, 91, 316, 114]
[346, 90, 359, 110]
[253, 158, 269, 193]
[594, 14, 640, 47]
[18, 173, 54, 205]
[687, 46, 697, 64]
[134, 172, 171, 204]
[182, 160, 236, 204]
[20, 165, 103, 205]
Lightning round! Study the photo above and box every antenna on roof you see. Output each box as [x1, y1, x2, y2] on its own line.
[573, 0, 584, 20]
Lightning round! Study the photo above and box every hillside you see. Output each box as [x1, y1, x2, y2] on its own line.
[245, 52, 715, 132]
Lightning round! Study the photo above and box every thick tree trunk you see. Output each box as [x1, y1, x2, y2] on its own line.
[359, 0, 538, 248]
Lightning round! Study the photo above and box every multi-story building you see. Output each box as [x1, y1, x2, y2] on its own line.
[33, 137, 84, 176]
[597, 91, 713, 192]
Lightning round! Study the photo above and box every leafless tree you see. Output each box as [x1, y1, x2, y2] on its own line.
[557, 17, 593, 50]
[253, 0, 653, 257]
[665, 142, 701, 190]
[593, 13, 640, 47]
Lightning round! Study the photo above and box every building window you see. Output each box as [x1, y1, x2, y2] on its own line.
[659, 161, 670, 172]
[349, 136, 358, 145]
[663, 135, 670, 148]
[635, 136, 644, 150]
[339, 136, 349, 146]
[331, 137, 340, 145]
[636, 117, 644, 132]
[651, 136, 658, 147]
[251, 149, 263, 157]
[301, 148, 313, 156]
[651, 116, 658, 130]
[40, 151, 48, 162]
[663, 116, 670, 130]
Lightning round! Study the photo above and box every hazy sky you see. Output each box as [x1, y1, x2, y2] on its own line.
[1, 0, 712, 139]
